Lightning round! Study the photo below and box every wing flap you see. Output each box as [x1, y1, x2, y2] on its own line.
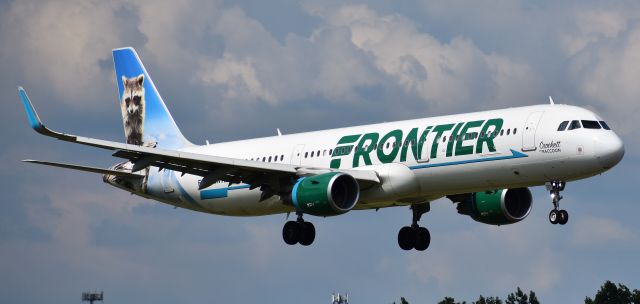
[23, 160, 144, 178]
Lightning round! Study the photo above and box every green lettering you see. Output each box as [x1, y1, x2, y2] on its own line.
[446, 123, 464, 157]
[353, 132, 379, 167]
[455, 120, 484, 156]
[400, 128, 419, 162]
[476, 118, 503, 154]
[416, 126, 432, 160]
[377, 129, 403, 163]
[430, 124, 454, 159]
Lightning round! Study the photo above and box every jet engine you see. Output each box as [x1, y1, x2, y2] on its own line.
[450, 188, 532, 225]
[292, 172, 360, 216]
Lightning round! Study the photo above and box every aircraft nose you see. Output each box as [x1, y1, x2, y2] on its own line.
[595, 134, 625, 169]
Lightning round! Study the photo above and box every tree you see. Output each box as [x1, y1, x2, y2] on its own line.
[585, 281, 640, 304]
[473, 295, 503, 304]
[438, 297, 466, 304]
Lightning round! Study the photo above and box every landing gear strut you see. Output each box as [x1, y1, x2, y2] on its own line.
[282, 212, 316, 246]
[546, 181, 569, 225]
[397, 203, 431, 251]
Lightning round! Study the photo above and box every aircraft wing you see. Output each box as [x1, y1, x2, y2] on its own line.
[18, 87, 380, 191]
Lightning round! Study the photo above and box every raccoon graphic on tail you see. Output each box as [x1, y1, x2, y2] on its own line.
[121, 74, 145, 145]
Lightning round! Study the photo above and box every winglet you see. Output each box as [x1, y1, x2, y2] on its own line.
[18, 87, 73, 140]
[18, 87, 45, 132]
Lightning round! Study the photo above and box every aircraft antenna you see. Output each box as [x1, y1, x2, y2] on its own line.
[277, 128, 282, 136]
[549, 96, 555, 105]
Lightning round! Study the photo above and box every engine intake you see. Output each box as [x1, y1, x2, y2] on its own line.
[453, 188, 532, 225]
[292, 172, 360, 216]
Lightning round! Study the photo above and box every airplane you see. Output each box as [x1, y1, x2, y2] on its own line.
[18, 47, 625, 251]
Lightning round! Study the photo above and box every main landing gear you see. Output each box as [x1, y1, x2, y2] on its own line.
[282, 212, 316, 246]
[546, 181, 569, 225]
[397, 203, 431, 251]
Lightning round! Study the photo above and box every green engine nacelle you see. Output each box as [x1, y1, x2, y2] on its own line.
[292, 172, 360, 216]
[454, 188, 532, 225]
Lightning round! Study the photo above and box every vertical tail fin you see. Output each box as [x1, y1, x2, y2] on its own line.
[112, 47, 192, 149]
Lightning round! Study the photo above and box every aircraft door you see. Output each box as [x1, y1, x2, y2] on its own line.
[522, 111, 545, 151]
[290, 144, 305, 165]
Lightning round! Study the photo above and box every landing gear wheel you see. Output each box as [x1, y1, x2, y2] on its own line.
[398, 226, 415, 251]
[558, 210, 569, 225]
[414, 227, 431, 251]
[282, 221, 299, 245]
[549, 210, 559, 224]
[546, 181, 568, 225]
[299, 222, 316, 246]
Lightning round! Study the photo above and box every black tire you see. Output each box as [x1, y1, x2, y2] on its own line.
[299, 222, 316, 246]
[558, 210, 569, 225]
[414, 227, 431, 251]
[398, 226, 415, 250]
[549, 210, 559, 225]
[282, 221, 299, 245]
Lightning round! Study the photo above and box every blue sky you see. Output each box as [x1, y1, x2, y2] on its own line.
[1, 0, 639, 303]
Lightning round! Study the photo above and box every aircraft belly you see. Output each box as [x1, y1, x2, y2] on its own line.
[197, 188, 293, 216]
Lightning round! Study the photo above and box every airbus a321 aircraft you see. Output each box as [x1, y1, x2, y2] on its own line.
[19, 47, 625, 251]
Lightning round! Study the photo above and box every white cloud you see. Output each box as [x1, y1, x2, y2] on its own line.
[0, 0, 126, 106]
[571, 216, 635, 246]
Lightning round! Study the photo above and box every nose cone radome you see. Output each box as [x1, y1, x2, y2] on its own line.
[595, 134, 625, 169]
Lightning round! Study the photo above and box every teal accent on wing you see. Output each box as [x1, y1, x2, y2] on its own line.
[200, 184, 251, 200]
[18, 87, 43, 131]
[409, 149, 528, 170]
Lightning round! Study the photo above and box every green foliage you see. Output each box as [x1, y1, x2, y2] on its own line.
[505, 287, 539, 304]
[438, 297, 466, 304]
[473, 295, 503, 304]
[584, 281, 640, 304]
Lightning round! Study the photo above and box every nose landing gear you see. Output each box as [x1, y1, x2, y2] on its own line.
[282, 212, 316, 246]
[397, 203, 431, 251]
[546, 181, 568, 225]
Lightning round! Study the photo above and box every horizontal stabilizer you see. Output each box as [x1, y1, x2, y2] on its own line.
[23, 159, 144, 178]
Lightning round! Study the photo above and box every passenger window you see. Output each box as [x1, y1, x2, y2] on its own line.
[599, 121, 611, 130]
[268, 156, 272, 162]
[557, 121, 569, 131]
[581, 120, 601, 129]
[329, 149, 333, 156]
[262, 157, 266, 162]
[513, 128, 517, 135]
[507, 129, 511, 135]
[568, 120, 581, 130]
[280, 155, 284, 161]
[304, 152, 308, 158]
[500, 130, 504, 136]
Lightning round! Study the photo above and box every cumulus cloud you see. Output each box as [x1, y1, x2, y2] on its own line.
[563, 8, 640, 139]
[193, 3, 541, 114]
[571, 216, 635, 246]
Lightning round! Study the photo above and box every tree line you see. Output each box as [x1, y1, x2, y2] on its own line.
[392, 281, 640, 304]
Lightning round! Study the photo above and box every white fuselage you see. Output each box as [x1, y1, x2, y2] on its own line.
[131, 104, 624, 216]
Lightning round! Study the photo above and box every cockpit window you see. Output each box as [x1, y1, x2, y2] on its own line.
[599, 121, 611, 130]
[557, 121, 569, 131]
[581, 120, 601, 129]
[568, 120, 581, 130]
